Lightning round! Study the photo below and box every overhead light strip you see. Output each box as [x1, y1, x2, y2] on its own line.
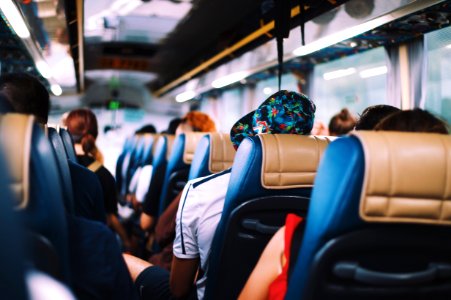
[0, 0, 31, 38]
[163, 0, 443, 99]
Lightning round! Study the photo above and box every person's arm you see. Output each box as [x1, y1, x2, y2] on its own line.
[108, 213, 132, 251]
[170, 256, 199, 298]
[239, 226, 285, 300]
[140, 212, 155, 231]
[171, 182, 200, 298]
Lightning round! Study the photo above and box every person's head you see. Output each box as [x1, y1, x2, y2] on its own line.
[135, 124, 156, 134]
[164, 118, 182, 135]
[355, 104, 400, 130]
[374, 108, 449, 134]
[65, 108, 102, 160]
[230, 90, 316, 150]
[328, 108, 356, 136]
[0, 72, 50, 124]
[175, 111, 216, 135]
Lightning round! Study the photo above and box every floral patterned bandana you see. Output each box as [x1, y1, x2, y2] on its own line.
[230, 90, 316, 150]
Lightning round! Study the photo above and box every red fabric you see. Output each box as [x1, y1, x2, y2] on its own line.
[267, 214, 303, 300]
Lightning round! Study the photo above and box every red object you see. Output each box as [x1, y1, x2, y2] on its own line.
[267, 213, 303, 300]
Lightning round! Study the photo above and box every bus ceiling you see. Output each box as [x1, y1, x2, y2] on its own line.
[0, 0, 450, 107]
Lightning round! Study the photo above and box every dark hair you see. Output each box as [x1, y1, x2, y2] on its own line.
[328, 108, 356, 136]
[0, 73, 50, 124]
[164, 118, 182, 134]
[355, 104, 400, 130]
[0, 92, 14, 114]
[135, 124, 156, 134]
[65, 109, 102, 159]
[375, 108, 449, 134]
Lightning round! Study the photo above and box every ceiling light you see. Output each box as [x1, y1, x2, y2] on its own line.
[35, 60, 52, 78]
[211, 71, 249, 89]
[175, 90, 196, 102]
[50, 84, 63, 96]
[0, 0, 31, 38]
[118, 0, 142, 16]
[323, 68, 356, 80]
[446, 44, 451, 49]
[350, 42, 358, 48]
[359, 66, 387, 78]
[293, 16, 389, 57]
[263, 87, 273, 95]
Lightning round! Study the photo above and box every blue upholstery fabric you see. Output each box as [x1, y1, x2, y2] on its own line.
[0, 151, 28, 300]
[116, 136, 137, 196]
[157, 134, 190, 216]
[285, 136, 366, 299]
[59, 128, 77, 161]
[48, 127, 75, 214]
[25, 124, 71, 285]
[143, 135, 172, 217]
[188, 134, 211, 180]
[205, 136, 312, 299]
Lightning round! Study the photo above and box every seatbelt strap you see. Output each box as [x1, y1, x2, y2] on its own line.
[87, 160, 102, 173]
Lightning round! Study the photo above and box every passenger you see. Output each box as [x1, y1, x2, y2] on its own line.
[239, 108, 447, 300]
[142, 111, 217, 270]
[374, 108, 449, 133]
[65, 108, 132, 250]
[0, 73, 106, 223]
[135, 124, 157, 134]
[126, 90, 315, 300]
[162, 117, 182, 134]
[0, 72, 137, 299]
[311, 120, 329, 135]
[355, 104, 400, 130]
[328, 108, 356, 136]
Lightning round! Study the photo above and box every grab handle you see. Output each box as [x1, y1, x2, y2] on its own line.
[241, 219, 280, 234]
[333, 261, 451, 286]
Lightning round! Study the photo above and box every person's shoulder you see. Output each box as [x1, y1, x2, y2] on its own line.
[190, 168, 232, 189]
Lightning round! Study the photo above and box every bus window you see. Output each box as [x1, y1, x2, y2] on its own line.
[311, 47, 388, 124]
[425, 25, 451, 124]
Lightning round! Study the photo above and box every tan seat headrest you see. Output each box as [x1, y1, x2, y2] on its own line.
[183, 132, 207, 164]
[260, 134, 335, 189]
[208, 133, 235, 173]
[0, 114, 34, 209]
[355, 131, 451, 225]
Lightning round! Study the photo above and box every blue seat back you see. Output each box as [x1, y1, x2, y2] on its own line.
[188, 132, 235, 180]
[48, 127, 74, 214]
[286, 132, 451, 300]
[157, 132, 205, 216]
[142, 135, 175, 217]
[0, 114, 71, 285]
[58, 127, 77, 161]
[0, 144, 28, 300]
[205, 134, 334, 299]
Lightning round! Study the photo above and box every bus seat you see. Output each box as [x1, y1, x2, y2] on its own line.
[0, 114, 71, 285]
[116, 135, 139, 196]
[142, 134, 175, 217]
[0, 147, 28, 300]
[188, 132, 235, 180]
[157, 132, 206, 216]
[59, 127, 77, 161]
[286, 132, 451, 300]
[127, 134, 160, 194]
[205, 134, 334, 300]
[48, 127, 75, 214]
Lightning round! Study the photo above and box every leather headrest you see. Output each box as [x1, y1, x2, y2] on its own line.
[183, 132, 206, 164]
[0, 114, 33, 208]
[355, 131, 451, 225]
[260, 134, 335, 189]
[208, 133, 236, 173]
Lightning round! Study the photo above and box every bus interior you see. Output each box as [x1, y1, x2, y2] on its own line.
[0, 0, 450, 299]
